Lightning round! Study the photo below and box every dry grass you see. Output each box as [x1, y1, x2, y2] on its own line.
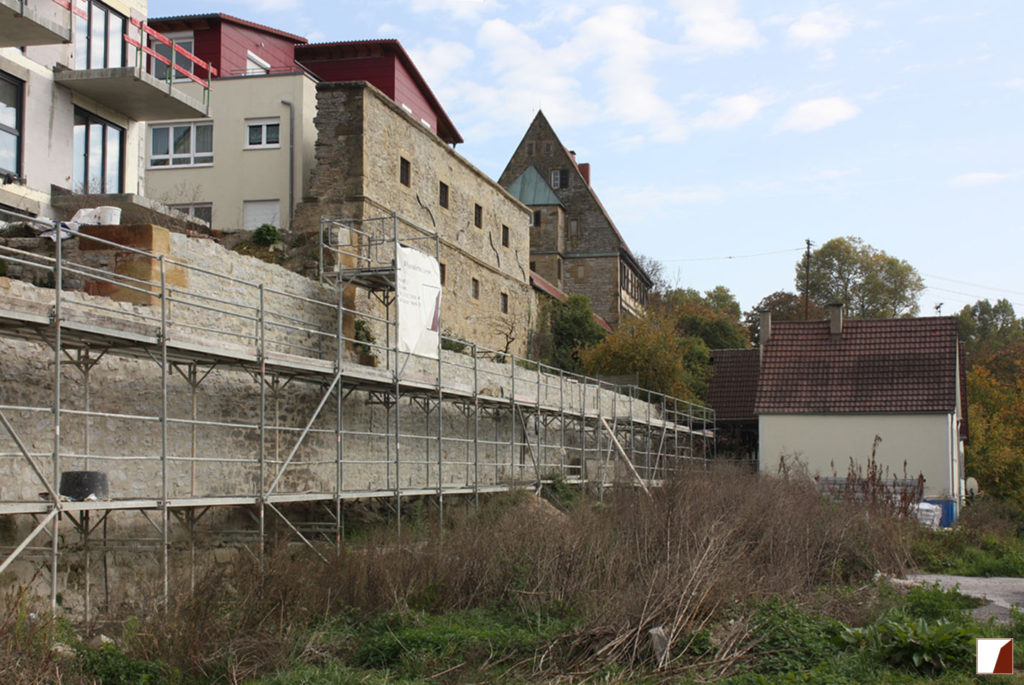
[117, 465, 914, 681]
[0, 465, 916, 682]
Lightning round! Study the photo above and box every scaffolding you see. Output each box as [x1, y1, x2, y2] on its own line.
[0, 210, 715, 615]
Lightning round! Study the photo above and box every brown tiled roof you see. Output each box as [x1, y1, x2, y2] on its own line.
[708, 349, 760, 422]
[755, 317, 962, 415]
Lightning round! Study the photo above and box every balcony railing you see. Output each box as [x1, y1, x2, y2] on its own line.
[126, 17, 219, 111]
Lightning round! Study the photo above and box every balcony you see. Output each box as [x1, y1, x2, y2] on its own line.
[0, 0, 74, 47]
[54, 19, 216, 121]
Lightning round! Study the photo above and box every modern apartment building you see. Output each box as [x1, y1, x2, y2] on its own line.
[1, 0, 212, 223]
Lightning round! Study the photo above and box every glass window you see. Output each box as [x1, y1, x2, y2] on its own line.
[75, 1, 126, 70]
[150, 122, 212, 167]
[246, 51, 270, 75]
[73, 108, 123, 193]
[152, 33, 194, 81]
[245, 119, 280, 149]
[474, 203, 482, 228]
[399, 157, 410, 186]
[0, 73, 22, 176]
[170, 203, 212, 224]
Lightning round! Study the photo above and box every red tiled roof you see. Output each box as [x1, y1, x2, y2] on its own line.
[708, 349, 760, 422]
[755, 317, 962, 415]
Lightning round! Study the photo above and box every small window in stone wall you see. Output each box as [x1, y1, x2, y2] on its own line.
[500, 292, 509, 314]
[440, 263, 446, 286]
[544, 142, 552, 154]
[501, 224, 509, 247]
[557, 258, 562, 280]
[532, 209, 541, 227]
[474, 203, 482, 228]
[530, 261, 536, 272]
[526, 142, 534, 155]
[471, 278, 480, 299]
[400, 157, 410, 187]
[439, 181, 449, 208]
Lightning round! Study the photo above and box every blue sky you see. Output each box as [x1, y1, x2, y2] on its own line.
[148, 0, 1024, 316]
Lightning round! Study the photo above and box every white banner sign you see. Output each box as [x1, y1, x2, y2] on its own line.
[396, 245, 441, 359]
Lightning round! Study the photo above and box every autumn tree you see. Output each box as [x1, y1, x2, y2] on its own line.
[966, 338, 1024, 505]
[658, 286, 749, 350]
[742, 290, 826, 344]
[546, 295, 607, 372]
[796, 236, 924, 318]
[580, 311, 711, 401]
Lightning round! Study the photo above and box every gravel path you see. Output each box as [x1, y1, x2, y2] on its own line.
[903, 573, 1024, 622]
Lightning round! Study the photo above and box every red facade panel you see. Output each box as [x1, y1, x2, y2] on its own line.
[217, 22, 296, 76]
[393, 59, 437, 133]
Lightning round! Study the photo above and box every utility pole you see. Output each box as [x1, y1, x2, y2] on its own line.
[803, 239, 812, 320]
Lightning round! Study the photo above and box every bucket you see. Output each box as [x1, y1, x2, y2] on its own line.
[96, 206, 121, 225]
[59, 471, 109, 500]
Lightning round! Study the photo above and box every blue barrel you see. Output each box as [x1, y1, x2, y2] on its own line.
[924, 499, 957, 528]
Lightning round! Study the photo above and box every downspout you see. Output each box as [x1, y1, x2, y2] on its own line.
[280, 99, 295, 230]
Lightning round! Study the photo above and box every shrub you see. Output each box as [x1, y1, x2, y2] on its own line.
[842, 616, 973, 675]
[354, 319, 375, 355]
[252, 223, 281, 247]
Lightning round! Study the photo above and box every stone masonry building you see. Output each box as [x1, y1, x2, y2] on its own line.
[499, 111, 651, 329]
[293, 80, 535, 357]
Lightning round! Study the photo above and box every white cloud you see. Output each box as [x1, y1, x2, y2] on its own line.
[693, 93, 767, 129]
[458, 19, 598, 133]
[410, 0, 495, 21]
[949, 172, 1012, 188]
[673, 0, 762, 54]
[776, 97, 860, 132]
[787, 6, 852, 47]
[569, 5, 686, 141]
[409, 40, 474, 86]
[997, 78, 1024, 89]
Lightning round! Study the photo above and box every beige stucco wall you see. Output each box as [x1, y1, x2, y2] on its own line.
[759, 413, 960, 500]
[144, 72, 317, 231]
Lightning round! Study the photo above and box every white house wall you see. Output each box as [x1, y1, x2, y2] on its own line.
[758, 413, 956, 500]
[144, 72, 317, 231]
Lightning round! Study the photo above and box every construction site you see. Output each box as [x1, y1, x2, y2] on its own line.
[0, 210, 715, 618]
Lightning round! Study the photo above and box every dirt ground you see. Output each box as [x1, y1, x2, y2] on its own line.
[902, 573, 1024, 622]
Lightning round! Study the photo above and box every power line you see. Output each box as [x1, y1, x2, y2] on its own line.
[923, 273, 1024, 299]
[923, 285, 1024, 309]
[661, 247, 805, 263]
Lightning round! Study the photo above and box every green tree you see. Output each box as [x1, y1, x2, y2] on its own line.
[796, 236, 924, 318]
[742, 290, 826, 344]
[957, 299, 1023, 361]
[547, 295, 606, 372]
[579, 312, 711, 401]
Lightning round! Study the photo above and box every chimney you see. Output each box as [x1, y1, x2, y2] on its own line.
[828, 303, 844, 336]
[759, 311, 772, 345]
[569, 150, 576, 163]
[579, 162, 591, 185]
[759, 310, 772, 367]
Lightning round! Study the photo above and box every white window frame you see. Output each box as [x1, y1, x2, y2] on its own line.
[170, 203, 212, 224]
[149, 121, 213, 168]
[246, 50, 271, 75]
[245, 118, 281, 150]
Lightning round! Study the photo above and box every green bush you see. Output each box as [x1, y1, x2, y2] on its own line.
[75, 644, 174, 684]
[841, 616, 973, 675]
[252, 223, 281, 247]
[354, 319, 375, 355]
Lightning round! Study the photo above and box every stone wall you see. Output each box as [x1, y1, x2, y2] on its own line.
[0, 229, 690, 505]
[293, 81, 536, 356]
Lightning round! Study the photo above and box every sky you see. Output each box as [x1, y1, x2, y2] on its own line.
[148, 0, 1024, 317]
